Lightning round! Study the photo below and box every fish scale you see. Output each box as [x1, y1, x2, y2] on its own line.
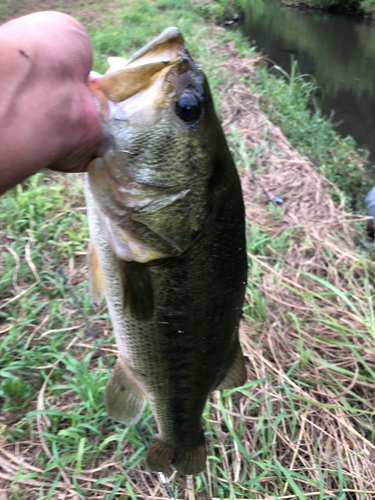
[85, 27, 247, 475]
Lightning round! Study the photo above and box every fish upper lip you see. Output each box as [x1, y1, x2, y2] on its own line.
[98, 27, 187, 105]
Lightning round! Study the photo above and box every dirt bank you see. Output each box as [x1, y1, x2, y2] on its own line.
[1, 2, 374, 498]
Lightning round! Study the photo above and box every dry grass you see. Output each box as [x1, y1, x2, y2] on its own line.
[1, 4, 375, 499]
[0, 0, 115, 25]
[222, 48, 375, 497]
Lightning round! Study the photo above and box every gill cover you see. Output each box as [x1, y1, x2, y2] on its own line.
[86, 27, 211, 260]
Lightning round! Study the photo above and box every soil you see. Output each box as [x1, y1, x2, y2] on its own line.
[0, 0, 116, 25]
[1, 5, 374, 498]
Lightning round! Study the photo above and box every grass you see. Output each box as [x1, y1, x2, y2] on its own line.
[252, 59, 372, 212]
[1, 0, 375, 498]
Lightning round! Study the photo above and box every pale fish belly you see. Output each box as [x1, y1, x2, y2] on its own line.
[84, 174, 246, 475]
[85, 176, 168, 406]
[84, 176, 131, 362]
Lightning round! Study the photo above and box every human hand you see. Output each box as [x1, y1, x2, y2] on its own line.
[0, 11, 103, 194]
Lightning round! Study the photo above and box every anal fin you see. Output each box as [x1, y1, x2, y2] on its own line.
[146, 434, 206, 475]
[88, 241, 104, 306]
[105, 358, 146, 425]
[216, 343, 247, 390]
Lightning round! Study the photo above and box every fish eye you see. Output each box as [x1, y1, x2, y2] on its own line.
[175, 92, 201, 123]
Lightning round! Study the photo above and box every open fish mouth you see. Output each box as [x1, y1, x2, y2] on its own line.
[86, 27, 211, 262]
[85, 27, 247, 477]
[102, 27, 185, 99]
[89, 27, 201, 125]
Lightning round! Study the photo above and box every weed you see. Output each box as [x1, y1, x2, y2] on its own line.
[1, 0, 374, 498]
[254, 60, 372, 211]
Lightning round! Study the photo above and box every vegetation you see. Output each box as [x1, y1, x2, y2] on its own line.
[1, 0, 375, 499]
[242, 0, 375, 96]
[282, 0, 375, 17]
[253, 60, 371, 210]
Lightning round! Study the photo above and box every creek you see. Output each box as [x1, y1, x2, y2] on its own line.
[240, 0, 375, 166]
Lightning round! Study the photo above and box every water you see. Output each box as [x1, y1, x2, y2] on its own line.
[240, 0, 375, 162]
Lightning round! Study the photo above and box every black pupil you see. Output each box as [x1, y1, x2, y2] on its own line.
[175, 93, 201, 122]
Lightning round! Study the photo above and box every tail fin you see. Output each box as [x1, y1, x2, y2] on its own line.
[173, 441, 207, 475]
[146, 434, 206, 475]
[146, 435, 175, 472]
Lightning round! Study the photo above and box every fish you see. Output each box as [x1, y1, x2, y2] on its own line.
[85, 27, 247, 475]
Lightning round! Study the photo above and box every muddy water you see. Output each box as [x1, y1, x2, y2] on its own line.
[241, 0, 375, 164]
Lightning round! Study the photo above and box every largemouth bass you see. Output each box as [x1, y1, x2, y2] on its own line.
[85, 28, 247, 475]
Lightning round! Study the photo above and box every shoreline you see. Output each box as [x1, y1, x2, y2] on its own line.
[1, 1, 374, 498]
[281, 0, 375, 19]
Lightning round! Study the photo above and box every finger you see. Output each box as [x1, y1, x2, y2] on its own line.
[1, 11, 93, 82]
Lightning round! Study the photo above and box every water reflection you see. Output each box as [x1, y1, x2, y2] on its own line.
[241, 0, 375, 160]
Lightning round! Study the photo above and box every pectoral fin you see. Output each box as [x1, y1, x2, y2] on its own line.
[216, 344, 247, 390]
[87, 242, 104, 306]
[105, 358, 146, 425]
[119, 260, 154, 320]
[132, 186, 208, 253]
